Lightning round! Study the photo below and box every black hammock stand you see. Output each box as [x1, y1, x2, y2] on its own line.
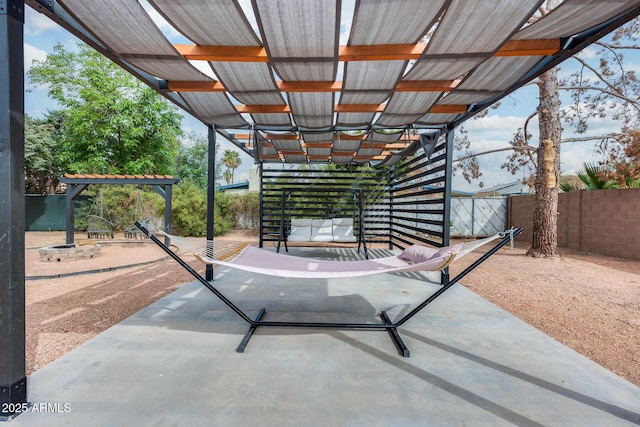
[136, 222, 522, 357]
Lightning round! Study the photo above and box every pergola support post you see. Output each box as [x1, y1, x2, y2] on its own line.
[205, 125, 216, 281]
[151, 184, 172, 247]
[258, 163, 264, 248]
[0, 0, 27, 417]
[65, 183, 88, 245]
[441, 126, 455, 286]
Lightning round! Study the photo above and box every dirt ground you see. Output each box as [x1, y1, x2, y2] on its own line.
[24, 231, 639, 388]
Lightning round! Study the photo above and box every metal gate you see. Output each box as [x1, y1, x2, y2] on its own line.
[450, 197, 507, 237]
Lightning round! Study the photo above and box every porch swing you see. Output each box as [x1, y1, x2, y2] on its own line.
[275, 187, 369, 257]
[124, 189, 152, 240]
[85, 188, 115, 239]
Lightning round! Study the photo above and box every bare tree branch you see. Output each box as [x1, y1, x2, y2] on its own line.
[560, 85, 640, 112]
[523, 111, 539, 165]
[453, 134, 618, 164]
[570, 56, 626, 97]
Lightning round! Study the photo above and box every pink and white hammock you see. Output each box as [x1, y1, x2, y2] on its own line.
[159, 231, 511, 279]
[136, 222, 522, 356]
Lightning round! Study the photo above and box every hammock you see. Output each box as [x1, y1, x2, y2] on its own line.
[154, 229, 511, 279]
[135, 222, 523, 357]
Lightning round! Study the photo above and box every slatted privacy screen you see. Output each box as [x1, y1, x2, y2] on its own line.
[259, 130, 451, 251]
[259, 164, 391, 247]
[388, 133, 450, 249]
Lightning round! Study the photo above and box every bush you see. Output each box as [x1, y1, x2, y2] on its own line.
[163, 181, 237, 236]
[78, 185, 161, 232]
[165, 181, 207, 236]
[233, 192, 259, 229]
[214, 190, 236, 235]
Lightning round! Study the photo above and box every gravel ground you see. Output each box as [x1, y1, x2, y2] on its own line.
[24, 231, 639, 387]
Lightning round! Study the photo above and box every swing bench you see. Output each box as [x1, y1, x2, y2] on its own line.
[85, 188, 115, 239]
[275, 187, 370, 257]
[136, 222, 522, 357]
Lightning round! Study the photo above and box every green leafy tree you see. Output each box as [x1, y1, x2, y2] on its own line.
[221, 149, 242, 184]
[27, 42, 182, 175]
[175, 132, 224, 190]
[24, 114, 59, 194]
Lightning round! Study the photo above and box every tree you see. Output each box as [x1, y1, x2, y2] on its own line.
[221, 149, 242, 184]
[454, 7, 640, 258]
[223, 169, 233, 185]
[27, 42, 182, 175]
[175, 132, 224, 190]
[528, 66, 562, 257]
[24, 114, 59, 194]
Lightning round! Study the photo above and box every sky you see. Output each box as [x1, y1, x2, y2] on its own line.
[22, 4, 638, 192]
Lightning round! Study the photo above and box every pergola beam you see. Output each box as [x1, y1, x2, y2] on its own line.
[495, 39, 560, 56]
[174, 39, 560, 62]
[166, 79, 459, 93]
[173, 44, 269, 62]
[237, 104, 467, 114]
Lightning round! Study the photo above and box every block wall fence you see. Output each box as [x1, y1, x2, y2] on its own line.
[508, 188, 640, 260]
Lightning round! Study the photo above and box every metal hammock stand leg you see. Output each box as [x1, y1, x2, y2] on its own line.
[136, 222, 522, 357]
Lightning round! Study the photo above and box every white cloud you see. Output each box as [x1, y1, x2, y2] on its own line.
[24, 42, 47, 71]
[188, 60, 217, 80]
[138, 0, 184, 42]
[238, 0, 260, 38]
[25, 7, 59, 35]
[576, 46, 599, 60]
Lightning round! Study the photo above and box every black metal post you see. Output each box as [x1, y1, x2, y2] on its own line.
[206, 125, 216, 281]
[64, 183, 87, 245]
[358, 189, 368, 259]
[258, 163, 264, 248]
[276, 190, 286, 252]
[388, 167, 394, 250]
[164, 184, 172, 247]
[65, 186, 74, 244]
[441, 127, 455, 285]
[0, 0, 27, 417]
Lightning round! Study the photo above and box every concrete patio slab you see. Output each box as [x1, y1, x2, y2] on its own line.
[9, 247, 640, 426]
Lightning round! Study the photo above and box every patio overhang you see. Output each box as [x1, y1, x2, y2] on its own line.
[25, 0, 640, 165]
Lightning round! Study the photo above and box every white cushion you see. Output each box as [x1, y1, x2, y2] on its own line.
[333, 229, 358, 242]
[311, 219, 334, 242]
[288, 218, 312, 241]
[332, 218, 357, 242]
[291, 218, 312, 227]
[332, 217, 353, 226]
[332, 225, 357, 242]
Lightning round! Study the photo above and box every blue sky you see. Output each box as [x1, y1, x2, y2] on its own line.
[23, 5, 638, 192]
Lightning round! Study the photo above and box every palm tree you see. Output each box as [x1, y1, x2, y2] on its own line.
[221, 149, 242, 184]
[577, 163, 619, 190]
[223, 169, 233, 185]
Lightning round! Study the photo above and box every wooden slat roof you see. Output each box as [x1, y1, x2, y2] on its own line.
[27, 0, 640, 165]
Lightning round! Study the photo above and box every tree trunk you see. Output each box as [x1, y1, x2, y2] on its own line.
[528, 67, 561, 258]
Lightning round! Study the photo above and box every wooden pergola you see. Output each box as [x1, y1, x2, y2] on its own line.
[59, 174, 179, 246]
[3, 0, 640, 415]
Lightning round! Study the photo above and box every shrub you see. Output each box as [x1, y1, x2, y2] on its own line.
[162, 181, 237, 236]
[214, 190, 235, 235]
[78, 185, 161, 231]
[233, 192, 259, 229]
[165, 181, 207, 236]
